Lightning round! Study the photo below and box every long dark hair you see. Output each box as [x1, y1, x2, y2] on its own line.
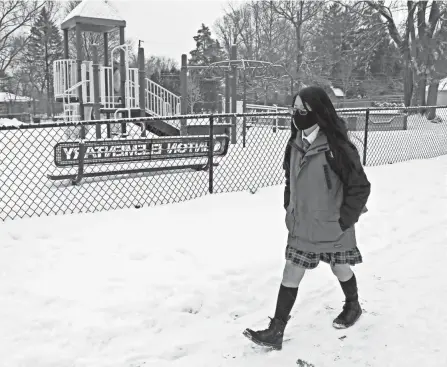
[292, 86, 360, 176]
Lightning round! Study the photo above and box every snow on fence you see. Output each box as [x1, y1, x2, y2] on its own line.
[1, 108, 447, 221]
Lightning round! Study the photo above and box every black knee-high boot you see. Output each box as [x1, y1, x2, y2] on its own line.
[243, 284, 298, 350]
[333, 273, 362, 329]
[274, 284, 298, 323]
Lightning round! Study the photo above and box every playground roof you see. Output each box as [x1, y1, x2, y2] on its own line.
[61, 0, 126, 32]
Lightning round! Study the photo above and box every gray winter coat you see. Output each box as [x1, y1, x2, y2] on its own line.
[284, 131, 370, 253]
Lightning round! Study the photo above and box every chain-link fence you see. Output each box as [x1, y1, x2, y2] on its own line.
[340, 106, 447, 166]
[1, 106, 447, 221]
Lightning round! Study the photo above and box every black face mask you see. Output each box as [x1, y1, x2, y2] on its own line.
[293, 111, 318, 130]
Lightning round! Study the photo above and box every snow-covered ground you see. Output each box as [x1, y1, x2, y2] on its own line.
[1, 154, 446, 367]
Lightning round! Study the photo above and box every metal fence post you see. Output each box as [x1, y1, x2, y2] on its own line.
[180, 54, 188, 135]
[242, 69, 247, 148]
[242, 113, 246, 148]
[92, 44, 101, 139]
[230, 45, 237, 144]
[72, 141, 86, 185]
[363, 109, 369, 166]
[208, 115, 214, 194]
[138, 46, 147, 137]
[403, 109, 408, 130]
[273, 105, 278, 133]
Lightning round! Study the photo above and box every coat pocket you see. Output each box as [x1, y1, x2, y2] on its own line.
[308, 211, 343, 243]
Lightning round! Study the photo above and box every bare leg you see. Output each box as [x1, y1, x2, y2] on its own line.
[282, 260, 306, 287]
[330, 263, 354, 282]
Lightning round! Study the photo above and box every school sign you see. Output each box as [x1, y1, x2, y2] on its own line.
[53, 135, 230, 167]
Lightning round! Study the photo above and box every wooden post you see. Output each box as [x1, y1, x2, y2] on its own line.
[119, 26, 126, 108]
[217, 93, 223, 123]
[104, 33, 109, 67]
[75, 23, 85, 140]
[231, 44, 237, 144]
[180, 54, 188, 135]
[225, 70, 230, 126]
[363, 109, 370, 166]
[104, 32, 111, 138]
[92, 44, 101, 138]
[242, 68, 247, 147]
[63, 29, 69, 58]
[63, 28, 69, 122]
[138, 46, 147, 137]
[119, 26, 126, 135]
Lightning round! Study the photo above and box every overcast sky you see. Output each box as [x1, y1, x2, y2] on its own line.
[110, 0, 232, 64]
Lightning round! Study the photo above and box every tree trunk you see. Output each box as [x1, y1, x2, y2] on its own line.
[403, 54, 414, 107]
[295, 26, 302, 77]
[426, 82, 439, 120]
[417, 67, 428, 105]
[44, 39, 53, 117]
[45, 69, 51, 116]
[416, 72, 428, 114]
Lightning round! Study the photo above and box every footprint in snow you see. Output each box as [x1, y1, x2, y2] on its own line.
[9, 233, 21, 241]
[160, 343, 200, 361]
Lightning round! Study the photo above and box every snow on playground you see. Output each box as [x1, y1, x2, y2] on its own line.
[1, 113, 447, 220]
[1, 154, 447, 367]
[0, 118, 22, 127]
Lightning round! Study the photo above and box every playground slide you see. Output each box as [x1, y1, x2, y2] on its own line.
[129, 109, 180, 136]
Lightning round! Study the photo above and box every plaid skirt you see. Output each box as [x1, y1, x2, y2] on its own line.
[285, 245, 363, 269]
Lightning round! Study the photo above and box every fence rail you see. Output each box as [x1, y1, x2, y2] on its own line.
[1, 106, 446, 221]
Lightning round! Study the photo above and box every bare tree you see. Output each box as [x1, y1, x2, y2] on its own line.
[187, 73, 203, 112]
[0, 0, 45, 75]
[363, 1, 446, 108]
[214, 2, 240, 55]
[268, 0, 325, 82]
[413, 2, 447, 111]
[222, 3, 255, 59]
[145, 55, 178, 77]
[313, 2, 387, 97]
[213, 1, 299, 101]
[251, 1, 293, 65]
[214, 1, 294, 64]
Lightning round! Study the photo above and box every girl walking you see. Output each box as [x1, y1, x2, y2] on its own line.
[243, 86, 371, 350]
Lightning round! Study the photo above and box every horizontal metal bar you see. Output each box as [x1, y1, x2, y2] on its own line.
[2, 106, 446, 131]
[47, 163, 210, 181]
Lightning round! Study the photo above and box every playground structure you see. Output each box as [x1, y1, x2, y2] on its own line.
[53, 0, 182, 138]
[53, 0, 294, 145]
[49, 0, 235, 184]
[52, 0, 405, 146]
[180, 44, 295, 142]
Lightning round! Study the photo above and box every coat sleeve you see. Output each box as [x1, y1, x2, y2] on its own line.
[283, 145, 291, 210]
[338, 145, 371, 231]
[284, 165, 290, 210]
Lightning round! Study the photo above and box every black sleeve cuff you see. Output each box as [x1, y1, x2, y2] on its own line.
[339, 218, 349, 232]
